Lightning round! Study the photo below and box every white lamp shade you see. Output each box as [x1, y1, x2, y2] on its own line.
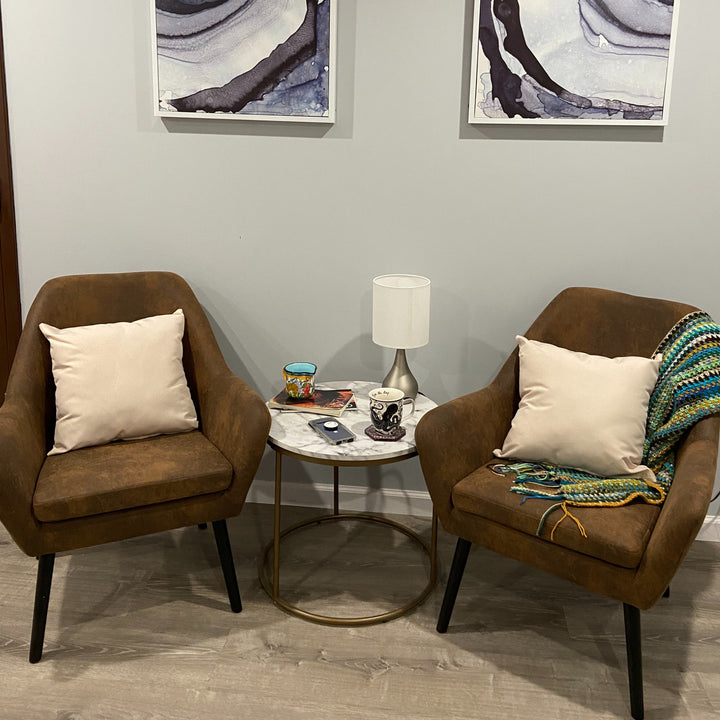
[372, 274, 431, 349]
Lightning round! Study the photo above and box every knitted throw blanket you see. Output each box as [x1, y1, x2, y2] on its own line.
[495, 311, 720, 516]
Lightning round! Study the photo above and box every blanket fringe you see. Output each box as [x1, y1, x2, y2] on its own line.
[550, 502, 588, 541]
[535, 501, 588, 540]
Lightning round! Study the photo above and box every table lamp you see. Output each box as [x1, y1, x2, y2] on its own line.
[372, 274, 431, 399]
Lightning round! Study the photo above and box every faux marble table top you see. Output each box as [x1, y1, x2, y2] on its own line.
[267, 380, 437, 463]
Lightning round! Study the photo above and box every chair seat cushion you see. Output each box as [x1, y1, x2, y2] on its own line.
[452, 463, 661, 568]
[33, 431, 232, 522]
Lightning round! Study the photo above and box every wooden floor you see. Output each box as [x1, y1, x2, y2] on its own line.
[1, 503, 719, 719]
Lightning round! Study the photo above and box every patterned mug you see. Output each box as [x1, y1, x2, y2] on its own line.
[368, 387, 415, 434]
[283, 362, 317, 399]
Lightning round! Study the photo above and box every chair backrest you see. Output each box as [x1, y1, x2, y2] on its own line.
[6, 272, 225, 453]
[525, 287, 698, 359]
[492, 287, 701, 424]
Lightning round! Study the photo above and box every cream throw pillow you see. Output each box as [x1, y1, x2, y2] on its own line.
[494, 336, 662, 478]
[40, 309, 198, 456]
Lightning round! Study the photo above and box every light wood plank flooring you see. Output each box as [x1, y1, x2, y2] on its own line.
[1, 503, 719, 719]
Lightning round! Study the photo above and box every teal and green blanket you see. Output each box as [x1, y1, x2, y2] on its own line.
[495, 311, 720, 515]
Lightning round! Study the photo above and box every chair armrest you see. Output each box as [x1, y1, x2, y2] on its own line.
[0, 397, 47, 552]
[416, 373, 515, 524]
[198, 372, 271, 496]
[635, 414, 720, 607]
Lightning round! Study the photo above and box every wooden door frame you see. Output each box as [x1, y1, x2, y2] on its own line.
[0, 7, 21, 399]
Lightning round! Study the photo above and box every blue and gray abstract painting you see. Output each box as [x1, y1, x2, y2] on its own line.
[472, 0, 676, 122]
[155, 0, 331, 118]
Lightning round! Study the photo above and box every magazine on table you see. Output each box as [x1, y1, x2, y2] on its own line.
[267, 388, 356, 417]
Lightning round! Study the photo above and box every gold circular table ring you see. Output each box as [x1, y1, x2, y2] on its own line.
[259, 512, 435, 626]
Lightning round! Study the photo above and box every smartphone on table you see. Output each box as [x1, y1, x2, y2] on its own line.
[308, 417, 355, 445]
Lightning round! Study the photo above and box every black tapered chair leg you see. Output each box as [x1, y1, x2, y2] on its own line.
[211, 519, 242, 613]
[29, 553, 55, 663]
[437, 538, 472, 633]
[623, 603, 644, 720]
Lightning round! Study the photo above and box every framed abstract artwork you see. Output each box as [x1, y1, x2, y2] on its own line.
[152, 0, 336, 122]
[468, 0, 680, 125]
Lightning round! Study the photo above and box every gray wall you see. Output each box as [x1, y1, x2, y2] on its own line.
[3, 1, 718, 507]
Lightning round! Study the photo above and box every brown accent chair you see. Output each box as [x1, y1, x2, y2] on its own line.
[415, 287, 720, 720]
[0, 272, 271, 662]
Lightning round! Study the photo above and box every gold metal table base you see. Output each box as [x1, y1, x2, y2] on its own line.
[259, 447, 438, 626]
[258, 513, 436, 627]
[259, 511, 437, 626]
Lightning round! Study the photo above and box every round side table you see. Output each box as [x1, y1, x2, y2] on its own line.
[259, 380, 438, 626]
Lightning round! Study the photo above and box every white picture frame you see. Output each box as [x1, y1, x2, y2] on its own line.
[468, 0, 680, 126]
[151, 0, 336, 123]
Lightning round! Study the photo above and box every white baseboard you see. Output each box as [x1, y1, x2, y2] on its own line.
[699, 516, 720, 542]
[247, 480, 720, 542]
[247, 479, 434, 518]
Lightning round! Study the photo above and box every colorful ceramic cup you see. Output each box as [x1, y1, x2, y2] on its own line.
[283, 362, 317, 399]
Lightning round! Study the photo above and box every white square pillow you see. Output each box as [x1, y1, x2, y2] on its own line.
[494, 336, 662, 478]
[40, 309, 198, 456]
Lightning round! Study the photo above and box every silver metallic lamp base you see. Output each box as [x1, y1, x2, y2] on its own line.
[382, 348, 418, 399]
